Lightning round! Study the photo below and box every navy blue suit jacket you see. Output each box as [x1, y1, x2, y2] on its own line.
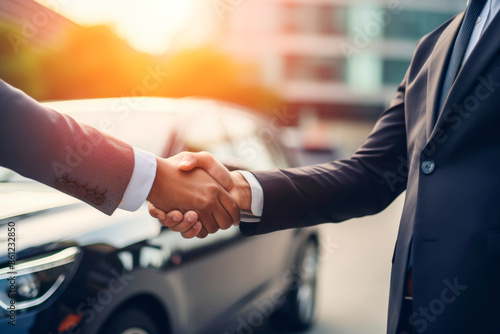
[242, 11, 500, 333]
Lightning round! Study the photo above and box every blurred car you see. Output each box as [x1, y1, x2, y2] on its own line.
[0, 98, 319, 334]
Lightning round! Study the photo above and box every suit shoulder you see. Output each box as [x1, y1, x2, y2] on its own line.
[406, 14, 461, 79]
[416, 14, 460, 50]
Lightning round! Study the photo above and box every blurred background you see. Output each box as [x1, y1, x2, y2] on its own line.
[0, 0, 467, 333]
[0, 0, 466, 162]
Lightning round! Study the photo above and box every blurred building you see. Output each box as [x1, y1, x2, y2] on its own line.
[217, 0, 466, 122]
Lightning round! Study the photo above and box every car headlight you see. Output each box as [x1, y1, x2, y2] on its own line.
[0, 247, 79, 312]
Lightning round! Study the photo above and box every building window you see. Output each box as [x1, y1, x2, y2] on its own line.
[384, 10, 456, 40]
[383, 59, 410, 85]
[285, 55, 345, 82]
[318, 5, 347, 34]
[282, 4, 346, 34]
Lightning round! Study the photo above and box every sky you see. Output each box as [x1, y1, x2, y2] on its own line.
[35, 0, 212, 55]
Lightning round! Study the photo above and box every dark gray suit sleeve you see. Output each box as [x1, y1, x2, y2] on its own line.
[240, 76, 408, 236]
[0, 80, 135, 215]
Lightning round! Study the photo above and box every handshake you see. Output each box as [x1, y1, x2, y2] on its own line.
[146, 152, 253, 238]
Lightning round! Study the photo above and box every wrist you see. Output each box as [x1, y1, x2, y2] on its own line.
[146, 157, 171, 206]
[146, 157, 160, 204]
[232, 171, 252, 211]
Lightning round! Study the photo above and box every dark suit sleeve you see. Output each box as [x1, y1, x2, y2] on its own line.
[240, 75, 409, 236]
[0, 80, 134, 215]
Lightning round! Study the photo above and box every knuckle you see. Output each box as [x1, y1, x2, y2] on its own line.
[208, 184, 219, 193]
[194, 196, 209, 209]
[207, 187, 220, 199]
[200, 151, 215, 163]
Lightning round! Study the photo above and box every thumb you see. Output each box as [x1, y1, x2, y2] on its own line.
[178, 153, 198, 171]
[179, 152, 234, 191]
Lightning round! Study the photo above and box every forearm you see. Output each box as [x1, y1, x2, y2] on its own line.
[240, 85, 409, 235]
[0, 80, 135, 214]
[249, 160, 402, 234]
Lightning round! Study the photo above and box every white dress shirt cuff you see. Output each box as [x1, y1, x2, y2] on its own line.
[237, 171, 264, 223]
[119, 147, 157, 211]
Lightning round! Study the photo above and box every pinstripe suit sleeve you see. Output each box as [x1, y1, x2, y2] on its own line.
[0, 80, 135, 215]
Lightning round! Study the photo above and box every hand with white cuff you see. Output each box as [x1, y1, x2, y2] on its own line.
[148, 152, 253, 238]
[146, 152, 245, 238]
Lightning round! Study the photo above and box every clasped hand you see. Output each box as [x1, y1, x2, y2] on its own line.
[146, 152, 251, 238]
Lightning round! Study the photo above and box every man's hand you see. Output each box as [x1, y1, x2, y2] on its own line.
[146, 152, 240, 238]
[148, 152, 252, 238]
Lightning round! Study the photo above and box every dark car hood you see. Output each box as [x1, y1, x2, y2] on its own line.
[0, 182, 79, 220]
[0, 182, 161, 260]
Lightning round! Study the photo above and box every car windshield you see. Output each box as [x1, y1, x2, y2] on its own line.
[1, 99, 179, 183]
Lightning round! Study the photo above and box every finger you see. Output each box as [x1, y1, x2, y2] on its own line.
[178, 152, 198, 171]
[179, 152, 234, 191]
[181, 221, 202, 239]
[210, 198, 235, 230]
[194, 187, 219, 234]
[148, 202, 166, 220]
[208, 189, 236, 231]
[158, 210, 183, 228]
[198, 210, 219, 234]
[218, 189, 240, 227]
[196, 226, 209, 239]
[168, 211, 200, 233]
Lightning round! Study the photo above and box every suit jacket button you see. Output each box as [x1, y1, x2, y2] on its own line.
[421, 160, 435, 175]
[85, 191, 96, 201]
[75, 187, 86, 198]
[55, 178, 67, 189]
[67, 183, 77, 193]
[93, 194, 105, 205]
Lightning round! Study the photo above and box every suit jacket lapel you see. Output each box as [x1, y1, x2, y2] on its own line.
[425, 13, 464, 138]
[430, 10, 500, 140]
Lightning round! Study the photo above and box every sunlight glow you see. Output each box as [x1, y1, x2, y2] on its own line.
[36, 0, 199, 55]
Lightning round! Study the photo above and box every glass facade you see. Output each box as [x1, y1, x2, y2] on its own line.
[384, 10, 456, 40]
